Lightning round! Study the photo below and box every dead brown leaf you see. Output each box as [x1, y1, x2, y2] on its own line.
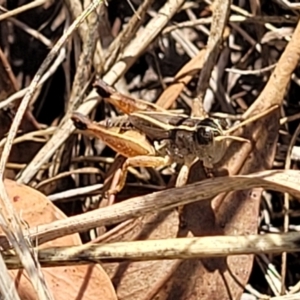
[2, 179, 117, 300]
[155, 49, 206, 109]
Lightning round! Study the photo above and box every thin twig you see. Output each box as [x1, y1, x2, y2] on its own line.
[0, 1, 104, 299]
[3, 232, 300, 269]
[16, 169, 300, 248]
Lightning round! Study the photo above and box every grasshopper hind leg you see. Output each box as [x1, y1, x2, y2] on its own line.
[106, 167, 129, 196]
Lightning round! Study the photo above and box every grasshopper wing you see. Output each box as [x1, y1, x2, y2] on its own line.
[129, 111, 189, 141]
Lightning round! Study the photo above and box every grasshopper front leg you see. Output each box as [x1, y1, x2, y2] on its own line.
[108, 155, 172, 195]
[176, 157, 198, 227]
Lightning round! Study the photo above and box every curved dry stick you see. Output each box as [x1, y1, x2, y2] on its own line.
[16, 169, 300, 247]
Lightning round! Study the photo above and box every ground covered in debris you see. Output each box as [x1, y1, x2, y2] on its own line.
[0, 1, 300, 299]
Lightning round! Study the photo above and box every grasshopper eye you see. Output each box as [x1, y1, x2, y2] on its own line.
[196, 127, 214, 145]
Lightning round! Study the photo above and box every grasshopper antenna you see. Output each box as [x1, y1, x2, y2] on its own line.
[224, 105, 279, 135]
[215, 136, 250, 143]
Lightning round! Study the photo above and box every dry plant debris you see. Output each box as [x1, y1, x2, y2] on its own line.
[0, 0, 300, 299]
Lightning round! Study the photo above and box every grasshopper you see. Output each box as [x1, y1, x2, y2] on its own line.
[72, 79, 278, 195]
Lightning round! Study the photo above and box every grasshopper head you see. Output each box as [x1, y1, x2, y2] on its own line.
[194, 118, 227, 166]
